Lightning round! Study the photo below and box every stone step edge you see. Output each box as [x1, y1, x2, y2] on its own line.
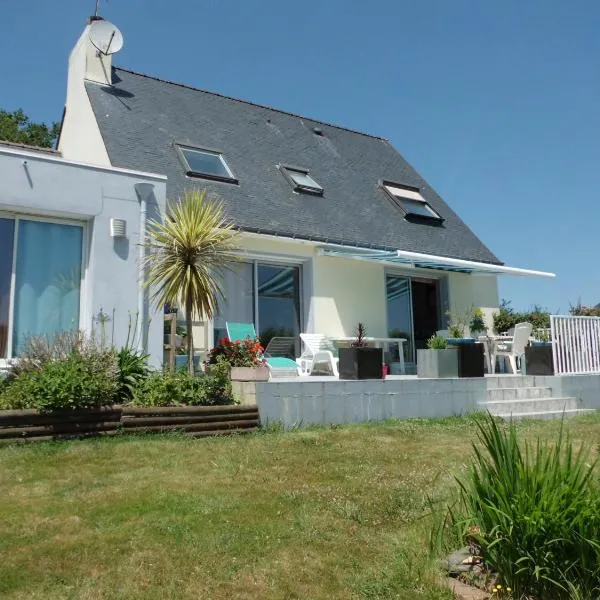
[491, 409, 596, 419]
[479, 396, 577, 407]
[485, 386, 552, 392]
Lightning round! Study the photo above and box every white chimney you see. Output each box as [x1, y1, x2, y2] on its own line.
[58, 16, 124, 165]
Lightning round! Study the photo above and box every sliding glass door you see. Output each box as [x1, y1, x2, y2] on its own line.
[212, 263, 254, 344]
[0, 216, 83, 358]
[214, 261, 301, 356]
[257, 264, 301, 353]
[0, 219, 14, 358]
[386, 274, 414, 364]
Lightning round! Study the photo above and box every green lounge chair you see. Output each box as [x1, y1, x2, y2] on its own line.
[225, 322, 299, 377]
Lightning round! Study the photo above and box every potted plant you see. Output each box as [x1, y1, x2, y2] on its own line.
[339, 323, 383, 380]
[469, 307, 487, 338]
[207, 337, 269, 382]
[417, 335, 458, 378]
[445, 307, 485, 377]
[446, 308, 475, 346]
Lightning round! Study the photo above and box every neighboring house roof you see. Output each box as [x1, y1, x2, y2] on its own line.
[86, 67, 501, 264]
[0, 140, 60, 155]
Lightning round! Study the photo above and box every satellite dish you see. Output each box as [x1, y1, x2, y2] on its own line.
[89, 19, 124, 55]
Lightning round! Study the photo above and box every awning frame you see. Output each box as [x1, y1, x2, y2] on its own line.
[317, 245, 555, 278]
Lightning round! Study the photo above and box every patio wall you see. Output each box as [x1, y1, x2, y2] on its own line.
[256, 378, 486, 427]
[255, 374, 600, 428]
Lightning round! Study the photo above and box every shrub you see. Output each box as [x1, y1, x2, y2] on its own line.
[208, 338, 264, 367]
[0, 351, 119, 412]
[426, 335, 447, 350]
[493, 300, 551, 333]
[570, 301, 600, 317]
[132, 359, 233, 407]
[116, 347, 150, 402]
[450, 414, 600, 599]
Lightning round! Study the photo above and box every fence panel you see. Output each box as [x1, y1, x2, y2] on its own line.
[551, 315, 600, 375]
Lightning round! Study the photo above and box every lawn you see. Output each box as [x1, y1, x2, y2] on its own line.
[1, 414, 599, 600]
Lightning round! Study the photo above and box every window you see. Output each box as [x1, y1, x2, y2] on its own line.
[382, 182, 443, 221]
[0, 217, 83, 359]
[213, 261, 302, 356]
[177, 145, 238, 183]
[280, 165, 323, 195]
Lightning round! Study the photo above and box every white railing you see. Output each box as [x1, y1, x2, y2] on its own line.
[550, 315, 600, 375]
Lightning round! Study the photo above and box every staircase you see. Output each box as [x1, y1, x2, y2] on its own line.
[479, 376, 595, 420]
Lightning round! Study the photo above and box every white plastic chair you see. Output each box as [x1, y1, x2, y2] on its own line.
[494, 322, 532, 374]
[297, 333, 339, 376]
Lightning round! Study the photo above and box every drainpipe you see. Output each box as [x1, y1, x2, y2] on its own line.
[134, 183, 155, 355]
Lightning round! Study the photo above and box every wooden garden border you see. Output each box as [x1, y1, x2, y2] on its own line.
[0, 404, 259, 443]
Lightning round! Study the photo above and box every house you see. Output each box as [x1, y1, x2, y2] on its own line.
[0, 139, 166, 368]
[56, 17, 554, 370]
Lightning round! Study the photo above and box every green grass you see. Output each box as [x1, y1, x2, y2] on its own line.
[0, 413, 599, 599]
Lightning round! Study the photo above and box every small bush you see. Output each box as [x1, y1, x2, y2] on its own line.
[116, 347, 150, 402]
[0, 351, 119, 412]
[132, 359, 233, 407]
[426, 335, 447, 350]
[449, 414, 600, 599]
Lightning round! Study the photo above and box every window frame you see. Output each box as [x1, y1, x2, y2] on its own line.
[0, 212, 86, 363]
[176, 144, 239, 184]
[381, 180, 444, 223]
[212, 257, 305, 356]
[279, 164, 324, 196]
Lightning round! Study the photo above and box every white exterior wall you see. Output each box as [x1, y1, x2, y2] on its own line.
[58, 23, 112, 166]
[0, 145, 167, 367]
[313, 255, 387, 337]
[448, 273, 500, 333]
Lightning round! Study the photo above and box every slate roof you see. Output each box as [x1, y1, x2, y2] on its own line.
[86, 67, 501, 264]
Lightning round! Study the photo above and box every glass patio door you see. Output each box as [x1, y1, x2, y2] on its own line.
[213, 261, 301, 356]
[257, 264, 301, 354]
[386, 274, 414, 365]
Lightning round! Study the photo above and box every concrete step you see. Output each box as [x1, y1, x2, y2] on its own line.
[486, 387, 552, 401]
[485, 376, 536, 389]
[490, 409, 596, 421]
[480, 396, 579, 414]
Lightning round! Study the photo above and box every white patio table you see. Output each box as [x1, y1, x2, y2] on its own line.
[333, 336, 407, 374]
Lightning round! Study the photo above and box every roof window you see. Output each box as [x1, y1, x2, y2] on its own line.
[280, 165, 323, 195]
[177, 145, 238, 184]
[382, 182, 442, 222]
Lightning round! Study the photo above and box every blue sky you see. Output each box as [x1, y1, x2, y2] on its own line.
[2, 0, 598, 312]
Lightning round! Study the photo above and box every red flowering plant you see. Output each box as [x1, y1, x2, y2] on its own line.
[207, 338, 266, 367]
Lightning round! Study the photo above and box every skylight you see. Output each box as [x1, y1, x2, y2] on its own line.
[280, 165, 323, 195]
[177, 146, 237, 183]
[382, 182, 442, 221]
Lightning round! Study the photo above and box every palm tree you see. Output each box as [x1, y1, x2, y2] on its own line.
[143, 190, 239, 374]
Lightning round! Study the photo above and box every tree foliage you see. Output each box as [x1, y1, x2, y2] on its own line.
[143, 190, 240, 373]
[0, 108, 59, 148]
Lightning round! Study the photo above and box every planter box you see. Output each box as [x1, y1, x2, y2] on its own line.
[455, 343, 485, 378]
[417, 349, 458, 378]
[524, 344, 554, 375]
[446, 338, 476, 346]
[339, 347, 383, 380]
[230, 366, 270, 382]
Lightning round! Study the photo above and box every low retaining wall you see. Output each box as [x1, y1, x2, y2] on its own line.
[0, 404, 259, 443]
[256, 378, 487, 428]
[255, 374, 600, 428]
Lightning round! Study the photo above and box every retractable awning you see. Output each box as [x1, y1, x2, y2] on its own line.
[317, 246, 555, 278]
